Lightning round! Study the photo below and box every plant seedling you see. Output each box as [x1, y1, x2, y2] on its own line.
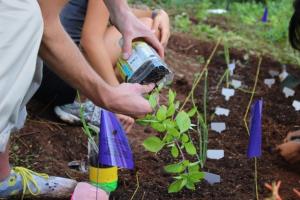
[292, 100, 300, 111]
[264, 181, 282, 200]
[207, 150, 224, 160]
[222, 88, 235, 101]
[231, 79, 242, 89]
[204, 172, 220, 185]
[215, 107, 230, 116]
[211, 122, 226, 134]
[264, 78, 275, 88]
[282, 87, 295, 98]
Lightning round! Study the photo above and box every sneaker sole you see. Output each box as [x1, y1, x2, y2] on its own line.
[54, 106, 100, 133]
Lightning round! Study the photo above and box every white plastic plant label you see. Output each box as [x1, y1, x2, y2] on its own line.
[264, 78, 275, 88]
[231, 79, 242, 89]
[204, 172, 221, 185]
[268, 70, 279, 77]
[211, 122, 226, 134]
[228, 63, 236, 76]
[283, 87, 295, 98]
[292, 100, 300, 111]
[207, 150, 224, 160]
[215, 107, 230, 116]
[279, 70, 289, 82]
[222, 88, 235, 101]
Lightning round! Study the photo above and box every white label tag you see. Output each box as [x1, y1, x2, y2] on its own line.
[228, 63, 236, 76]
[279, 71, 289, 82]
[283, 87, 295, 98]
[215, 107, 230, 116]
[211, 122, 226, 134]
[222, 88, 235, 101]
[264, 78, 275, 88]
[204, 172, 221, 185]
[292, 100, 300, 111]
[268, 70, 279, 77]
[231, 79, 242, 89]
[207, 150, 224, 160]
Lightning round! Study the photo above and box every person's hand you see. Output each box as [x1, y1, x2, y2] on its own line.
[105, 83, 155, 118]
[115, 11, 164, 59]
[276, 141, 300, 164]
[152, 9, 170, 47]
[116, 114, 135, 133]
[294, 187, 300, 198]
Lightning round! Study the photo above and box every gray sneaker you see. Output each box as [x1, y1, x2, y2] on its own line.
[0, 167, 77, 199]
[54, 101, 101, 132]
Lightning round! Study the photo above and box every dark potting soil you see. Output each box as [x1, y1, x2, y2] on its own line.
[12, 33, 300, 200]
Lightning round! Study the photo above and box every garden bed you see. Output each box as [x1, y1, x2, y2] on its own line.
[13, 33, 300, 200]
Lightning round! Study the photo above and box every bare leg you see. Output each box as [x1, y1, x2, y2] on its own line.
[0, 144, 10, 181]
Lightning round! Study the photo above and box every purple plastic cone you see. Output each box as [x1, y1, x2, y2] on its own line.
[261, 7, 268, 23]
[98, 109, 134, 169]
[247, 99, 263, 158]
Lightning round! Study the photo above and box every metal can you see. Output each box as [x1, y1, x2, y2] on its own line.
[117, 42, 173, 85]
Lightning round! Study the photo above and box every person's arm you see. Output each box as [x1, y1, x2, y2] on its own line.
[103, 0, 164, 59]
[81, 0, 119, 86]
[37, 0, 154, 117]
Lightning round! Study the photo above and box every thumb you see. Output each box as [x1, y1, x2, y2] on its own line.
[122, 36, 133, 60]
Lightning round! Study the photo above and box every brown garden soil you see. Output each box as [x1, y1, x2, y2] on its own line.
[12, 33, 300, 200]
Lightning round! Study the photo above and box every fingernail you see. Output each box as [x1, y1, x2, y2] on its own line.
[122, 53, 130, 60]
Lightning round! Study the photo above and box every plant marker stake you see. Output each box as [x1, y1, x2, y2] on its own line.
[247, 99, 263, 158]
[99, 109, 134, 169]
[228, 63, 235, 76]
[204, 172, 220, 185]
[282, 87, 295, 98]
[211, 122, 226, 134]
[264, 78, 275, 88]
[215, 107, 230, 116]
[207, 150, 224, 160]
[261, 7, 268, 23]
[292, 100, 300, 111]
[268, 70, 279, 77]
[222, 88, 235, 101]
[231, 79, 241, 89]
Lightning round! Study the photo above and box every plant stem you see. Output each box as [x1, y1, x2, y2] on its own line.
[180, 38, 222, 111]
[254, 158, 259, 200]
[243, 57, 262, 136]
[175, 141, 186, 161]
[130, 172, 140, 200]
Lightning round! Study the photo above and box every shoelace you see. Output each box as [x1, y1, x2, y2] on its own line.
[13, 167, 49, 200]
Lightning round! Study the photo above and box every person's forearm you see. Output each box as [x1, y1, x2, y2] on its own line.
[81, 40, 120, 86]
[38, 0, 111, 107]
[104, 0, 131, 26]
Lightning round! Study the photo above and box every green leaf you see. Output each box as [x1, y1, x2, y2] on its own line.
[163, 119, 176, 129]
[168, 178, 186, 193]
[188, 172, 205, 182]
[187, 107, 197, 117]
[151, 122, 166, 133]
[168, 89, 176, 105]
[176, 112, 191, 133]
[157, 83, 164, 91]
[185, 179, 195, 190]
[167, 128, 180, 138]
[149, 93, 157, 109]
[156, 105, 167, 121]
[188, 162, 200, 172]
[166, 103, 176, 117]
[164, 162, 185, 173]
[143, 136, 164, 153]
[184, 142, 197, 155]
[171, 145, 179, 158]
[180, 133, 189, 143]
